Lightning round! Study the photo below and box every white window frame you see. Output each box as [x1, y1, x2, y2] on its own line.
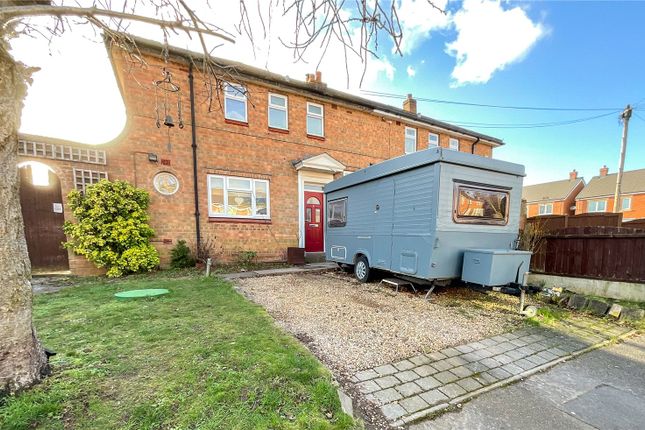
[622, 197, 632, 211]
[539, 203, 553, 215]
[223, 83, 248, 123]
[207, 174, 270, 219]
[449, 138, 459, 151]
[306, 102, 324, 137]
[404, 127, 417, 154]
[587, 199, 607, 213]
[428, 133, 439, 147]
[268, 93, 288, 130]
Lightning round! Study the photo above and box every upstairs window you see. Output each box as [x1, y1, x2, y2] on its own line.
[588, 200, 607, 213]
[622, 197, 631, 211]
[539, 203, 553, 215]
[453, 183, 509, 225]
[268, 93, 288, 130]
[307, 102, 324, 137]
[428, 133, 439, 147]
[449, 138, 459, 151]
[208, 175, 269, 219]
[405, 127, 417, 154]
[327, 198, 347, 227]
[224, 83, 247, 123]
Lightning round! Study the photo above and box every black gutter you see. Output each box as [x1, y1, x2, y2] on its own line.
[471, 136, 480, 154]
[189, 62, 201, 251]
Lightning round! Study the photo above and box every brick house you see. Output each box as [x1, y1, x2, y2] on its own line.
[575, 166, 645, 220]
[522, 170, 585, 218]
[17, 35, 503, 275]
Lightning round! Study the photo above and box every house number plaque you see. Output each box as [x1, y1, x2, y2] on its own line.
[153, 172, 179, 195]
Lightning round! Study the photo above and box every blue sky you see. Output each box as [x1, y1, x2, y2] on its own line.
[365, 1, 645, 185]
[15, 1, 645, 185]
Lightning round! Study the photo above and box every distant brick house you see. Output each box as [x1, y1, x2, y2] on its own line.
[522, 170, 585, 218]
[575, 166, 645, 220]
[17, 35, 504, 275]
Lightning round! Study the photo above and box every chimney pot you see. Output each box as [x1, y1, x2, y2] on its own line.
[403, 93, 417, 114]
[569, 169, 578, 180]
[600, 165, 609, 177]
[315, 71, 322, 82]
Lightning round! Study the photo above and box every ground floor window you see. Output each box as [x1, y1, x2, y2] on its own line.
[539, 203, 553, 215]
[73, 168, 108, 193]
[587, 199, 607, 213]
[208, 174, 269, 219]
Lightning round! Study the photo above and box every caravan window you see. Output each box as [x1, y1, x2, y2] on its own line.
[453, 184, 509, 225]
[327, 198, 347, 227]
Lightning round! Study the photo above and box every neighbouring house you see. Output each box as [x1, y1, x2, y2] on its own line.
[522, 170, 585, 218]
[575, 165, 645, 220]
[17, 34, 504, 275]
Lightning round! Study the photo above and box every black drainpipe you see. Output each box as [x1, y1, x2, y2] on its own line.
[189, 63, 201, 250]
[471, 136, 480, 154]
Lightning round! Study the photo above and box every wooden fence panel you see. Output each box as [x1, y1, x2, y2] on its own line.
[530, 227, 645, 283]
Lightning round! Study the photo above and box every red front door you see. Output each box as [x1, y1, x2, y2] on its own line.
[304, 192, 324, 252]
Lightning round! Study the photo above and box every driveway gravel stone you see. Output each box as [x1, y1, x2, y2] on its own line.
[236, 272, 529, 376]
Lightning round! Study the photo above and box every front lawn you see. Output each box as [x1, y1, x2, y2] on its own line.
[0, 275, 356, 430]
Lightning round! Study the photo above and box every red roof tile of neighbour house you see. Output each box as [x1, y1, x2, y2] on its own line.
[577, 168, 645, 199]
[522, 177, 585, 203]
[522, 171, 585, 217]
[575, 167, 645, 220]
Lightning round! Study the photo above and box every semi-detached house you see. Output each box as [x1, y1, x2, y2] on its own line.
[17, 35, 504, 275]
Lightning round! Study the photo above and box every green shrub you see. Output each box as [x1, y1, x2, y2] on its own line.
[63, 179, 160, 277]
[170, 240, 196, 269]
[237, 250, 257, 267]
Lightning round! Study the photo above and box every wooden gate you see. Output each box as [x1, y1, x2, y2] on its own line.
[19, 165, 69, 271]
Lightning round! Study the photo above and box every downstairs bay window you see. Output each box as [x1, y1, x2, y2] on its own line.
[208, 175, 270, 219]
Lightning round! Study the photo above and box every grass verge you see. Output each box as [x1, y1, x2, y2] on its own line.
[0, 276, 357, 430]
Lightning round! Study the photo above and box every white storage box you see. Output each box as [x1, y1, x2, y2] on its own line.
[461, 249, 532, 286]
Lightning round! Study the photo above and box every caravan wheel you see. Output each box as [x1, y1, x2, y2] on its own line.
[354, 256, 371, 283]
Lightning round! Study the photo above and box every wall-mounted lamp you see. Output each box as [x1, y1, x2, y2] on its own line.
[148, 153, 159, 163]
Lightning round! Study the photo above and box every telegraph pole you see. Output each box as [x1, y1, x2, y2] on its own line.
[613, 104, 632, 213]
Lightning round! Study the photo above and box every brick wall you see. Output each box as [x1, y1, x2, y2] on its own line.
[18, 47, 497, 274]
[576, 194, 645, 219]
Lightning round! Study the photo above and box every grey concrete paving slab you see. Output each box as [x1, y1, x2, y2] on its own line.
[411, 334, 645, 430]
[348, 316, 636, 427]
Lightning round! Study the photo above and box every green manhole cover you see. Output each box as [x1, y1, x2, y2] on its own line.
[114, 289, 170, 300]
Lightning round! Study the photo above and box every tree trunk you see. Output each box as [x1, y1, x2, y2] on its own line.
[0, 40, 49, 394]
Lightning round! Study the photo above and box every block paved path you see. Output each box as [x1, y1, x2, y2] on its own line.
[350, 317, 634, 427]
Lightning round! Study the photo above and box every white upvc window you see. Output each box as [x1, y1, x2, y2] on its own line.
[622, 197, 632, 211]
[587, 199, 607, 213]
[428, 133, 439, 147]
[539, 203, 553, 215]
[268, 93, 288, 130]
[306, 102, 324, 137]
[449, 138, 459, 151]
[405, 127, 417, 154]
[208, 175, 270, 219]
[223, 83, 247, 122]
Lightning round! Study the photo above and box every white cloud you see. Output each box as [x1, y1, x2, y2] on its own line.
[395, 0, 451, 54]
[446, 0, 544, 86]
[406, 65, 416, 77]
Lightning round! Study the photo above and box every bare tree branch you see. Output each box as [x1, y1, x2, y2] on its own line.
[0, 4, 236, 43]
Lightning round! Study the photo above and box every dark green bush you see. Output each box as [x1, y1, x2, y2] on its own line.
[170, 240, 196, 269]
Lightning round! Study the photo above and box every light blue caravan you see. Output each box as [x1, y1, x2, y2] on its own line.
[323, 148, 525, 283]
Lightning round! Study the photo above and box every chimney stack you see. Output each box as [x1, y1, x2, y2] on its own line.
[600, 165, 609, 177]
[403, 93, 417, 114]
[305, 71, 326, 88]
[569, 169, 578, 180]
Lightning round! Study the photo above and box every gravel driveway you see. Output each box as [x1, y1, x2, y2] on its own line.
[236, 271, 530, 378]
